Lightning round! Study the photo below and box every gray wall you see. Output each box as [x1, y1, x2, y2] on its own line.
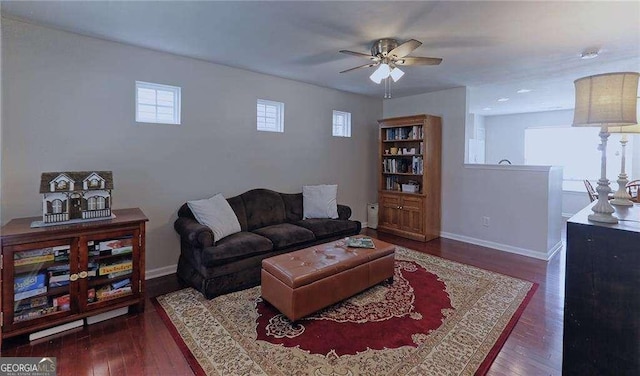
[1, 19, 382, 273]
[384, 88, 562, 260]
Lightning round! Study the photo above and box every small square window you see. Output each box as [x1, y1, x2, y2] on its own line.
[332, 110, 351, 137]
[136, 81, 181, 125]
[257, 99, 284, 132]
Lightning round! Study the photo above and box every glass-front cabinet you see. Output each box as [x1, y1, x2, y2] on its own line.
[0, 208, 147, 346]
[6, 239, 78, 330]
[80, 230, 141, 310]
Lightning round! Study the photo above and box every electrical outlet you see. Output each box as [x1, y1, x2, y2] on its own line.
[482, 216, 490, 227]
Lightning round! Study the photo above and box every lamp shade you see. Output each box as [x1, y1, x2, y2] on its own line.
[608, 124, 640, 134]
[572, 72, 639, 127]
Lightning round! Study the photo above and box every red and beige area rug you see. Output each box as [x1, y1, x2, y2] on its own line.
[154, 247, 536, 376]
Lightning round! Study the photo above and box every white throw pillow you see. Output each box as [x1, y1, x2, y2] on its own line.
[303, 184, 339, 219]
[187, 193, 241, 242]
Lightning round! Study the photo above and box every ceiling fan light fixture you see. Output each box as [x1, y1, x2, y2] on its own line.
[370, 63, 391, 84]
[390, 67, 405, 82]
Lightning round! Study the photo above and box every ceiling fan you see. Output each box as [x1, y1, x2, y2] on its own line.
[339, 38, 442, 84]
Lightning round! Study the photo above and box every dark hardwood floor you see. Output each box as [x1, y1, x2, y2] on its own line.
[0, 230, 564, 375]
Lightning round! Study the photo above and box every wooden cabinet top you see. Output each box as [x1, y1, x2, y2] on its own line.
[1, 208, 148, 243]
[569, 203, 640, 234]
[377, 114, 440, 127]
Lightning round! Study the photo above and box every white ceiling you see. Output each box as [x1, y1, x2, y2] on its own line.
[2, 1, 639, 115]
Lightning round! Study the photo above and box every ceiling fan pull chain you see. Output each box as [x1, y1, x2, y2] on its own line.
[385, 77, 392, 99]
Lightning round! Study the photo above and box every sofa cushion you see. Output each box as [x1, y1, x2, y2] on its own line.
[227, 195, 248, 231]
[241, 189, 286, 231]
[295, 219, 360, 240]
[202, 232, 273, 267]
[303, 184, 339, 219]
[281, 192, 304, 222]
[187, 194, 241, 242]
[253, 223, 315, 250]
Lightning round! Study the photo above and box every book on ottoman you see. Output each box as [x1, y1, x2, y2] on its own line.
[347, 237, 375, 249]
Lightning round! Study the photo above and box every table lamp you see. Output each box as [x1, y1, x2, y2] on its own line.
[609, 124, 640, 206]
[572, 72, 639, 223]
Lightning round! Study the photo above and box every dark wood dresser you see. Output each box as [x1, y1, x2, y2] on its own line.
[563, 203, 640, 375]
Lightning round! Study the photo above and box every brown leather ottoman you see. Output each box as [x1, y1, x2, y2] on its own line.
[261, 237, 395, 321]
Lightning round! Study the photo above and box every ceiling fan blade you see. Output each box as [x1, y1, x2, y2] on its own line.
[395, 56, 443, 66]
[339, 63, 378, 73]
[339, 50, 379, 60]
[388, 39, 422, 59]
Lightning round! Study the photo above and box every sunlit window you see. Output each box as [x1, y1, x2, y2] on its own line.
[332, 110, 351, 137]
[136, 81, 181, 125]
[524, 127, 634, 191]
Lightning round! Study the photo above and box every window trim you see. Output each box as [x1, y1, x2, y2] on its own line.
[332, 110, 352, 137]
[256, 99, 284, 133]
[135, 81, 182, 125]
[52, 199, 63, 214]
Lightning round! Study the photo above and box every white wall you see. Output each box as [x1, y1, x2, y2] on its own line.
[484, 109, 640, 216]
[384, 88, 562, 260]
[466, 113, 485, 163]
[1, 19, 382, 272]
[484, 109, 574, 165]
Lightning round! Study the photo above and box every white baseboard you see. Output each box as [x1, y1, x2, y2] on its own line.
[547, 240, 563, 260]
[86, 307, 129, 325]
[361, 221, 368, 228]
[29, 319, 84, 341]
[562, 212, 574, 219]
[146, 264, 178, 280]
[440, 231, 561, 261]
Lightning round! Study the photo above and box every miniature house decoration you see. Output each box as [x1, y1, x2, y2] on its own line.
[39, 171, 114, 224]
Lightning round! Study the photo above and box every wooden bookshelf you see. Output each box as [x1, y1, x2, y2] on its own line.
[377, 114, 441, 242]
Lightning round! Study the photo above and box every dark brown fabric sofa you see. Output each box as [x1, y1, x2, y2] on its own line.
[174, 188, 361, 298]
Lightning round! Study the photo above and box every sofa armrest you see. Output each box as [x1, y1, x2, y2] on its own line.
[337, 204, 352, 220]
[174, 217, 214, 248]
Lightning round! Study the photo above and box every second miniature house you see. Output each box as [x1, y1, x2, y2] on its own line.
[40, 171, 113, 224]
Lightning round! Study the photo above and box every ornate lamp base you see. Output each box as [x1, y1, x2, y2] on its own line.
[611, 176, 634, 206]
[588, 172, 618, 224]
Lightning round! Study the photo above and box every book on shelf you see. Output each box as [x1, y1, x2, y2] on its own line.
[87, 262, 98, 277]
[53, 294, 70, 311]
[87, 241, 100, 256]
[49, 280, 70, 288]
[347, 237, 376, 249]
[14, 296, 49, 312]
[13, 305, 57, 323]
[53, 247, 70, 262]
[385, 126, 423, 141]
[97, 236, 133, 256]
[96, 285, 132, 300]
[47, 265, 70, 287]
[111, 278, 131, 290]
[47, 264, 70, 273]
[14, 247, 53, 260]
[108, 270, 131, 279]
[87, 288, 96, 303]
[14, 246, 69, 266]
[98, 260, 133, 276]
[15, 286, 47, 301]
[14, 273, 46, 294]
[14, 254, 55, 267]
